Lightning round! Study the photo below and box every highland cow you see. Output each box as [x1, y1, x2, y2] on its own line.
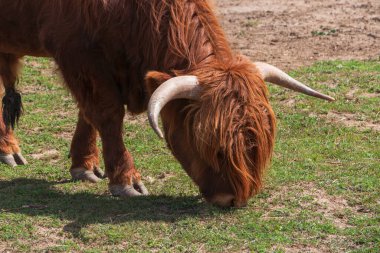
[0, 0, 333, 207]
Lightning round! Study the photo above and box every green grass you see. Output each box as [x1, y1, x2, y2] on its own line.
[0, 58, 379, 252]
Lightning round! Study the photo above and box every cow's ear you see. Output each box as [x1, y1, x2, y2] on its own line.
[144, 71, 172, 96]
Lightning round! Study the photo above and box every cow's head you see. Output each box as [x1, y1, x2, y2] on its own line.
[145, 56, 334, 207]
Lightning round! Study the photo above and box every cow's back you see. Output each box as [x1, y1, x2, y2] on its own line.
[0, 0, 129, 57]
[0, 0, 48, 56]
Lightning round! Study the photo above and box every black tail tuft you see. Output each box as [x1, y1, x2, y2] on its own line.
[2, 88, 23, 130]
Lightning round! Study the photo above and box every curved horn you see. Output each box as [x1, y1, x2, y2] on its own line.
[254, 62, 335, 101]
[148, 76, 201, 138]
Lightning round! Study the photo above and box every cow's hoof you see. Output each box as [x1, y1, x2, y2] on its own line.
[0, 152, 28, 167]
[133, 181, 149, 195]
[13, 152, 28, 165]
[70, 167, 102, 183]
[0, 153, 17, 167]
[94, 166, 107, 179]
[109, 182, 149, 197]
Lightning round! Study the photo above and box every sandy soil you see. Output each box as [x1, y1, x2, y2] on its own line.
[215, 0, 380, 70]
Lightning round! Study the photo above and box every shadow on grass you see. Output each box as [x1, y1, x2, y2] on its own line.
[0, 178, 222, 238]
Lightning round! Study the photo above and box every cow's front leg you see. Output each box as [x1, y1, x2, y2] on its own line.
[70, 100, 147, 196]
[56, 51, 148, 197]
[69, 112, 105, 183]
[90, 106, 148, 197]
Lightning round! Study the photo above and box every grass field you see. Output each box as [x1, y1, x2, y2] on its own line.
[0, 58, 379, 252]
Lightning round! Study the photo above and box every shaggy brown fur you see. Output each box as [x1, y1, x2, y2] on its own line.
[69, 113, 100, 172]
[0, 0, 276, 206]
[186, 58, 275, 203]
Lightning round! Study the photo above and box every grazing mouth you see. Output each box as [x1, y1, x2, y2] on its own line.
[209, 194, 234, 207]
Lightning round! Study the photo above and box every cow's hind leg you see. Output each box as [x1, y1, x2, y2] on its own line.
[0, 115, 25, 166]
[69, 111, 105, 183]
[0, 53, 27, 166]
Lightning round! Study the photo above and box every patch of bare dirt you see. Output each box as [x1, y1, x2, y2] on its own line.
[157, 172, 176, 181]
[54, 129, 74, 141]
[280, 98, 296, 107]
[345, 88, 360, 100]
[264, 183, 366, 252]
[20, 84, 48, 95]
[282, 235, 351, 253]
[345, 88, 380, 100]
[216, 0, 380, 70]
[0, 225, 69, 252]
[263, 183, 358, 229]
[31, 149, 60, 161]
[31, 225, 66, 251]
[124, 112, 148, 124]
[324, 111, 380, 131]
[360, 92, 380, 98]
[283, 245, 327, 253]
[144, 172, 176, 185]
[300, 183, 351, 229]
[0, 242, 10, 252]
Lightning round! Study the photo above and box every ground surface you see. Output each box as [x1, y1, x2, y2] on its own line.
[217, 0, 380, 69]
[0, 1, 379, 252]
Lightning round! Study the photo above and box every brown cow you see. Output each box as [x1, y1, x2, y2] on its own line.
[0, 0, 334, 207]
